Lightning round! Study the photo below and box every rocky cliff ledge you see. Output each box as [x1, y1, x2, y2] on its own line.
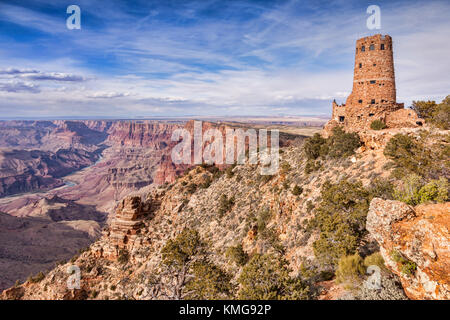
[367, 198, 449, 300]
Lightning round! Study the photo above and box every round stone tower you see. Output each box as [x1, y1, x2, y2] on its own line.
[346, 34, 396, 106]
[324, 34, 422, 135]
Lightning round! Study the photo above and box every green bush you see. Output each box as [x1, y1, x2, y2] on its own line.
[335, 254, 365, 288]
[199, 176, 212, 189]
[394, 175, 448, 205]
[401, 261, 417, 277]
[412, 95, 450, 129]
[393, 174, 424, 205]
[384, 132, 448, 180]
[281, 161, 291, 173]
[257, 208, 272, 233]
[370, 120, 387, 130]
[304, 133, 327, 160]
[186, 183, 198, 194]
[303, 127, 360, 161]
[431, 98, 449, 129]
[384, 134, 417, 165]
[292, 185, 303, 196]
[117, 249, 129, 264]
[28, 271, 45, 283]
[391, 250, 416, 277]
[260, 174, 274, 184]
[310, 179, 371, 267]
[363, 252, 386, 271]
[304, 159, 321, 174]
[225, 166, 235, 178]
[417, 177, 449, 203]
[160, 228, 233, 299]
[411, 100, 437, 119]
[161, 229, 203, 267]
[327, 127, 361, 158]
[368, 178, 395, 200]
[184, 261, 233, 300]
[225, 244, 249, 267]
[218, 194, 235, 216]
[238, 254, 309, 300]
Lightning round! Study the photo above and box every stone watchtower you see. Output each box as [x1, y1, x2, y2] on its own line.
[346, 34, 396, 107]
[327, 34, 421, 133]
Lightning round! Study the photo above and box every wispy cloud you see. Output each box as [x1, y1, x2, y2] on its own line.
[87, 91, 131, 99]
[26, 72, 86, 82]
[0, 80, 40, 93]
[0, 68, 39, 75]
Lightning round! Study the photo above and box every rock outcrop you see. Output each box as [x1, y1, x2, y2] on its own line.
[96, 195, 158, 260]
[367, 198, 450, 300]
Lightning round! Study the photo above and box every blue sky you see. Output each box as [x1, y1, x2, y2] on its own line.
[0, 0, 449, 118]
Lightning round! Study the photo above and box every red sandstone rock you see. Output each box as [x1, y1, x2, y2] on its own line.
[367, 198, 450, 300]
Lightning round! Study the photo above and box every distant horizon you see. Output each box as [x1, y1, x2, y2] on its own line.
[1, 0, 449, 118]
[0, 114, 330, 121]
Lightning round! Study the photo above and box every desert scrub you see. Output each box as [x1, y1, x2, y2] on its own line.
[225, 244, 249, 267]
[370, 119, 387, 130]
[394, 174, 448, 205]
[363, 252, 386, 271]
[259, 174, 274, 184]
[161, 228, 232, 300]
[256, 207, 272, 233]
[238, 253, 310, 300]
[199, 176, 212, 189]
[326, 127, 361, 158]
[218, 194, 235, 216]
[225, 165, 235, 178]
[412, 96, 450, 130]
[28, 271, 45, 283]
[391, 250, 417, 277]
[280, 161, 291, 174]
[186, 183, 198, 194]
[304, 159, 322, 174]
[384, 132, 449, 180]
[304, 133, 327, 160]
[310, 179, 371, 267]
[117, 249, 130, 264]
[292, 185, 303, 196]
[368, 178, 395, 200]
[417, 177, 448, 203]
[335, 254, 365, 289]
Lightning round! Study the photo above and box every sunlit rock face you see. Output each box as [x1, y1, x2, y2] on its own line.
[367, 198, 450, 300]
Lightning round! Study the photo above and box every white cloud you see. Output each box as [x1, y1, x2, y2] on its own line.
[87, 91, 131, 99]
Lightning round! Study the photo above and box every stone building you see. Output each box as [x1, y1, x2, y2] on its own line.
[325, 34, 422, 133]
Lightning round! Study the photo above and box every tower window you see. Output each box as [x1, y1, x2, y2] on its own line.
[358, 99, 363, 103]
[370, 80, 376, 84]
[339, 116, 345, 123]
[381, 44, 385, 50]
[359, 63, 362, 68]
[361, 46, 365, 52]
[371, 99, 375, 104]
[369, 44, 375, 50]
